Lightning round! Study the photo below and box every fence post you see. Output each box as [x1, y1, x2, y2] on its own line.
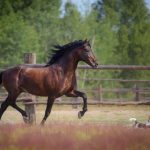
[116, 90, 120, 101]
[24, 53, 36, 64]
[134, 84, 140, 101]
[24, 53, 36, 124]
[99, 84, 103, 103]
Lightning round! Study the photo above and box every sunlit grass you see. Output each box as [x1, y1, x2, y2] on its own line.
[1, 105, 150, 125]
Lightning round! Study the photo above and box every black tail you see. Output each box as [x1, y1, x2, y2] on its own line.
[0, 72, 3, 85]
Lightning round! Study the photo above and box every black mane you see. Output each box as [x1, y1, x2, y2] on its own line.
[46, 40, 86, 65]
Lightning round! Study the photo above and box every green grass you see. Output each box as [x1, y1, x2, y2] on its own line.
[1, 105, 150, 125]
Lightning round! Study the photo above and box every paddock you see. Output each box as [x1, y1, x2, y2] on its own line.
[0, 53, 150, 150]
[0, 53, 150, 125]
[1, 105, 149, 125]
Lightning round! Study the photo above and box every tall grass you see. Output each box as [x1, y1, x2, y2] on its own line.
[0, 123, 150, 150]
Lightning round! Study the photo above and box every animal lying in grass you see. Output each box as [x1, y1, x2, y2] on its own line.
[129, 117, 150, 128]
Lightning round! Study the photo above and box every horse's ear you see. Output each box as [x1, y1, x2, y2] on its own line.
[84, 39, 87, 42]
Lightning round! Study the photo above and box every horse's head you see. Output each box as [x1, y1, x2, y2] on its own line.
[79, 40, 98, 68]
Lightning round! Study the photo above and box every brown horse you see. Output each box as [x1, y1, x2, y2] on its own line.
[0, 40, 98, 125]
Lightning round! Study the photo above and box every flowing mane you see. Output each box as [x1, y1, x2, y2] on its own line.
[46, 40, 86, 65]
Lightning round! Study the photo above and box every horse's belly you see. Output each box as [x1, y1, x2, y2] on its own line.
[20, 77, 63, 97]
[20, 83, 48, 96]
[20, 76, 49, 96]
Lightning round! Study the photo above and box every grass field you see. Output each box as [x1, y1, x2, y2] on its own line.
[0, 105, 150, 150]
[1, 105, 150, 125]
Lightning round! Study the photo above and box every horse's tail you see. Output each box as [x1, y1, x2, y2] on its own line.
[0, 72, 3, 85]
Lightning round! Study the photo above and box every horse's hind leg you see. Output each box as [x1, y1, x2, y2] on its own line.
[10, 103, 28, 123]
[0, 96, 10, 120]
[8, 92, 28, 123]
[0, 92, 28, 123]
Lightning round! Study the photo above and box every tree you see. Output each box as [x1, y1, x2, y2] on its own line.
[60, 2, 84, 43]
[117, 0, 150, 79]
[0, 0, 62, 65]
[21, 0, 61, 62]
[0, 13, 40, 66]
[91, 0, 119, 65]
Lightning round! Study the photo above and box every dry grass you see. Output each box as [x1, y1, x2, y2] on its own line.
[1, 105, 150, 125]
[1, 105, 150, 150]
[0, 123, 150, 150]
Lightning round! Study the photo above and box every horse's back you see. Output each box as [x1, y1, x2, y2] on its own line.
[2, 64, 44, 85]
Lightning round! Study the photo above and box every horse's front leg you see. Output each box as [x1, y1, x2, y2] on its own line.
[41, 97, 55, 125]
[66, 90, 87, 119]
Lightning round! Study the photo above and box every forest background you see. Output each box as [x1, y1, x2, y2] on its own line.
[0, 0, 150, 89]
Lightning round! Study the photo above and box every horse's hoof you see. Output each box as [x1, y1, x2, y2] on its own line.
[40, 122, 45, 126]
[40, 119, 46, 126]
[23, 116, 29, 124]
[78, 111, 82, 119]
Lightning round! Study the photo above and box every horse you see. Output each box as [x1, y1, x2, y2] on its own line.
[0, 40, 98, 125]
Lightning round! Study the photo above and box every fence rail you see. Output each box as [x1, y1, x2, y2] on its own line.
[1, 64, 150, 71]
[78, 65, 150, 70]
[0, 86, 149, 103]
[78, 77, 150, 83]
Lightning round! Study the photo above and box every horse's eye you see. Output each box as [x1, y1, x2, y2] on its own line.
[84, 47, 89, 51]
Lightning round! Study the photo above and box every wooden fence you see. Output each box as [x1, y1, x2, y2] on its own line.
[0, 53, 150, 124]
[78, 65, 150, 70]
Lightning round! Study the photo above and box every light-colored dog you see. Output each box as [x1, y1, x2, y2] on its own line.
[129, 117, 150, 128]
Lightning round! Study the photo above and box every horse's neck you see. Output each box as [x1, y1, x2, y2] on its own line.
[57, 52, 79, 75]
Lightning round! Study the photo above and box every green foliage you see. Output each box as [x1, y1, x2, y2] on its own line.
[117, 0, 150, 80]
[0, 0, 150, 88]
[0, 13, 40, 66]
